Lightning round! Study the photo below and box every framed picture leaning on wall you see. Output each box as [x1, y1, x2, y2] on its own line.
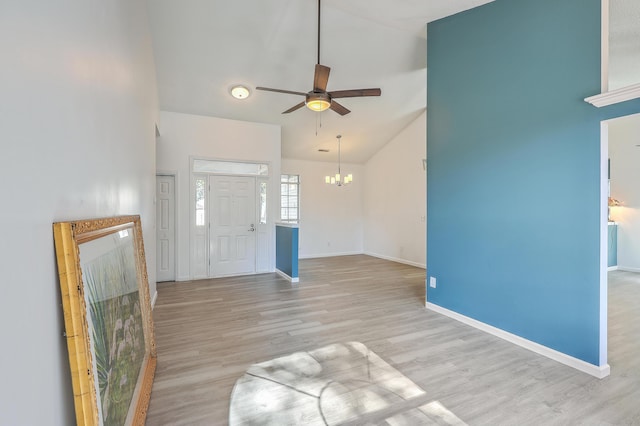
[53, 215, 156, 426]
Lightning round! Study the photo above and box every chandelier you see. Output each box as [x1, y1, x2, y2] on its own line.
[325, 135, 353, 186]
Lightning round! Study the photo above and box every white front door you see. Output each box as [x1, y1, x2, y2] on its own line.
[156, 175, 176, 282]
[209, 175, 256, 276]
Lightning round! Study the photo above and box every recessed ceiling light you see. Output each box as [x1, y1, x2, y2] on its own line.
[230, 85, 250, 100]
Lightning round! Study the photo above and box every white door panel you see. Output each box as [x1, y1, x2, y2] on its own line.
[156, 175, 175, 282]
[210, 176, 256, 276]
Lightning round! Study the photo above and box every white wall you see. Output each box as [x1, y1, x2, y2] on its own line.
[609, 114, 640, 271]
[282, 111, 426, 263]
[363, 110, 427, 268]
[156, 111, 281, 280]
[0, 2, 158, 424]
[609, 0, 640, 90]
[281, 159, 364, 258]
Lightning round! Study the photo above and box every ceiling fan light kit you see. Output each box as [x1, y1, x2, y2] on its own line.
[256, 0, 381, 116]
[306, 92, 331, 111]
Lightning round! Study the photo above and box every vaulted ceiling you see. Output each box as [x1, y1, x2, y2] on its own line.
[147, 0, 493, 163]
[147, 0, 638, 163]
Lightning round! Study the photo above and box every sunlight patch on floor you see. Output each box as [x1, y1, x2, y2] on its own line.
[229, 342, 466, 425]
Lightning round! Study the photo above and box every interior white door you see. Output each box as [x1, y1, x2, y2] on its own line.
[209, 175, 256, 276]
[156, 175, 176, 282]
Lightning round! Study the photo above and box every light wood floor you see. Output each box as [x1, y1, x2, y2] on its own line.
[146, 256, 640, 425]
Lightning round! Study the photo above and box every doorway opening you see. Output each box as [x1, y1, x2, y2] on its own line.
[599, 112, 640, 372]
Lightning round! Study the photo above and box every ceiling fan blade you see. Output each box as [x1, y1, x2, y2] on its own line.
[329, 88, 382, 98]
[313, 64, 331, 92]
[256, 87, 307, 96]
[282, 101, 306, 114]
[330, 100, 351, 116]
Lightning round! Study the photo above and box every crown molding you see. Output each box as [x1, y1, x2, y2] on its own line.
[585, 83, 640, 108]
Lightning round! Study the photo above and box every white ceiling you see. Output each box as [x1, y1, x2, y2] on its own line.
[147, 0, 493, 163]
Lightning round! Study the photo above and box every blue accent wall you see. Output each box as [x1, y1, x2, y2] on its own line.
[276, 225, 299, 279]
[427, 0, 640, 365]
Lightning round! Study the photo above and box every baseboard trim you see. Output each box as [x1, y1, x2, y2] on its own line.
[151, 290, 158, 309]
[275, 269, 299, 283]
[607, 266, 618, 271]
[364, 252, 426, 269]
[299, 251, 363, 259]
[616, 266, 640, 273]
[425, 302, 610, 379]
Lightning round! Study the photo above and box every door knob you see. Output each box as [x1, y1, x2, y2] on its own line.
[249, 224, 255, 232]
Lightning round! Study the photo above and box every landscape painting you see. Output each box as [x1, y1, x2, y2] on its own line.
[53, 216, 156, 426]
[82, 232, 145, 425]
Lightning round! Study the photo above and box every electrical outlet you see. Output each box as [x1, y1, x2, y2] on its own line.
[429, 277, 436, 288]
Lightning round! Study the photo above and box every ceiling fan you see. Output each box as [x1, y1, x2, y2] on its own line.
[256, 0, 381, 116]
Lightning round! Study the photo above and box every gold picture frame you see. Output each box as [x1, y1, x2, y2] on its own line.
[53, 215, 156, 425]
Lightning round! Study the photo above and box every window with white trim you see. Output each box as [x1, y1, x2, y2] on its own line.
[280, 174, 299, 223]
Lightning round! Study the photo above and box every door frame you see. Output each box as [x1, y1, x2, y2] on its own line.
[598, 121, 610, 370]
[189, 157, 273, 280]
[599, 112, 640, 371]
[156, 171, 180, 281]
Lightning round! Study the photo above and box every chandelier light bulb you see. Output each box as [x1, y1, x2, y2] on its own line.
[324, 135, 353, 186]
